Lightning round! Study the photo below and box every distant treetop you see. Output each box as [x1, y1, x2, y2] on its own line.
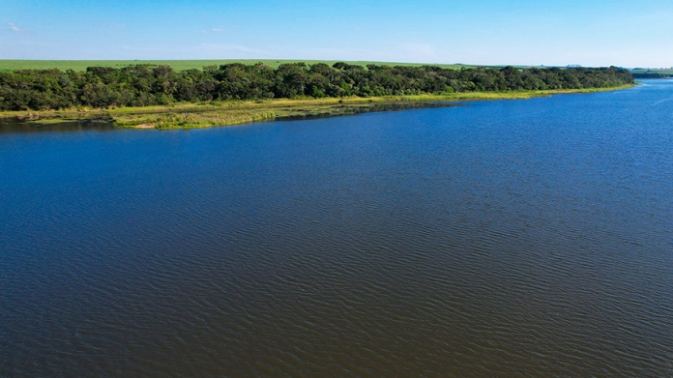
[0, 63, 634, 111]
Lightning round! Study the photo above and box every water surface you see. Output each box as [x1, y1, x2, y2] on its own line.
[1, 81, 672, 377]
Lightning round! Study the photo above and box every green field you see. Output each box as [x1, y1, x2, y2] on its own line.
[0, 59, 476, 72]
[2, 60, 651, 74]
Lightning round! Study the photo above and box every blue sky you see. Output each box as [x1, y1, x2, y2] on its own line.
[2, 0, 672, 67]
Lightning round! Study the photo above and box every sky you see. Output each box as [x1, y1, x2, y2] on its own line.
[2, 0, 672, 67]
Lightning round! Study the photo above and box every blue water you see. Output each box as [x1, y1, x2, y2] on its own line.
[1, 81, 672, 377]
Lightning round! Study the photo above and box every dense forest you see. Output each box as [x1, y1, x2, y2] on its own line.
[0, 63, 634, 111]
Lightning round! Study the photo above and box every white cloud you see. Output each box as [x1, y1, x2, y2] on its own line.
[202, 28, 225, 34]
[8, 23, 20, 32]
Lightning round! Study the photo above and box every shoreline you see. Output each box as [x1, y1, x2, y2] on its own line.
[0, 85, 635, 130]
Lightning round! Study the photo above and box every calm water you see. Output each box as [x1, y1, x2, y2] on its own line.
[1, 81, 672, 377]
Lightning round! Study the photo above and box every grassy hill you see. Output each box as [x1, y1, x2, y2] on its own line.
[0, 59, 477, 72]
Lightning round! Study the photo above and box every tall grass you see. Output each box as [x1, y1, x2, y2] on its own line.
[1, 85, 635, 129]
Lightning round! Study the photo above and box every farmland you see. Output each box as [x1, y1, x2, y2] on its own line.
[0, 60, 475, 72]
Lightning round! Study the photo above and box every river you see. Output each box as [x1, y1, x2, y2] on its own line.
[1, 80, 671, 377]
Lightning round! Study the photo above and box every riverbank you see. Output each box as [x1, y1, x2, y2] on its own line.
[0, 85, 635, 129]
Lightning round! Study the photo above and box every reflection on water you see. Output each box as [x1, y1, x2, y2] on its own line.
[1, 81, 672, 377]
[0, 118, 116, 133]
[278, 101, 464, 121]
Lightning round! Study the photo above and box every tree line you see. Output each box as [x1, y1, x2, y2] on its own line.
[632, 72, 671, 79]
[0, 63, 634, 111]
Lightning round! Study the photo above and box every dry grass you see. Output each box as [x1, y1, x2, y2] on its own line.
[0, 85, 635, 129]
